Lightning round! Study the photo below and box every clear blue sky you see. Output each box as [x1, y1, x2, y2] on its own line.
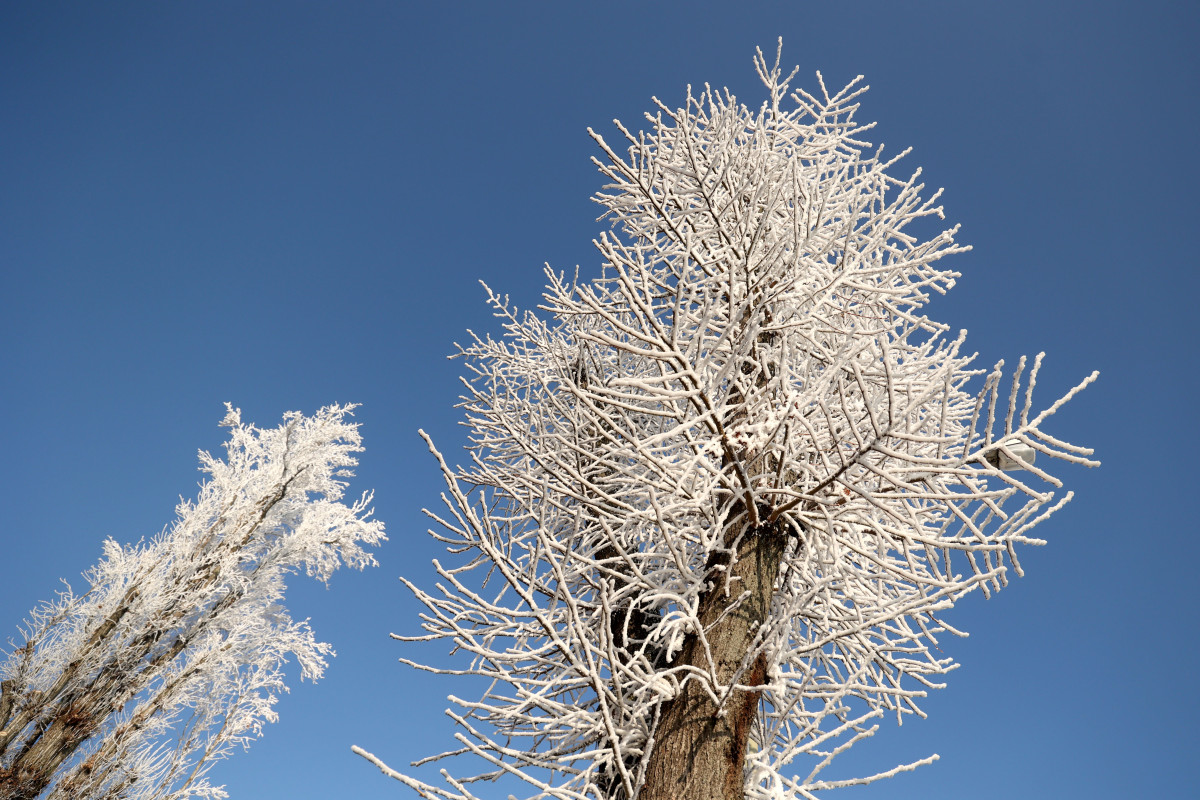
[2, 2, 1196, 797]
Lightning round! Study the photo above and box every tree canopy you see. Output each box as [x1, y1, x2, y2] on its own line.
[357, 45, 1097, 800]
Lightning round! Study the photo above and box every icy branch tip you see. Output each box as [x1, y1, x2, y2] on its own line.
[220, 403, 242, 427]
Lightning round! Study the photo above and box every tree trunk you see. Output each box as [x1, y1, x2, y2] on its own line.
[638, 513, 789, 800]
[2, 704, 97, 800]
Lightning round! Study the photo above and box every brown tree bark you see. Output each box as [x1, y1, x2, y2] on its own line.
[2, 694, 104, 800]
[637, 512, 790, 800]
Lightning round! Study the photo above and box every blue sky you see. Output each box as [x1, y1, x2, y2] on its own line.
[1, 1, 1196, 797]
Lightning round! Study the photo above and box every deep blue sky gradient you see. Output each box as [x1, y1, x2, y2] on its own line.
[2, 2, 1197, 798]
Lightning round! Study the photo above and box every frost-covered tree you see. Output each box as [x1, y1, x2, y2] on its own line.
[0, 404, 385, 800]
[356, 45, 1097, 800]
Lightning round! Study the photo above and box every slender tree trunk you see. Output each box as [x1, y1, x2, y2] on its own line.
[3, 696, 101, 800]
[638, 513, 789, 800]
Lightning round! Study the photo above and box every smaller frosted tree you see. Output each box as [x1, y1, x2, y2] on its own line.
[0, 404, 386, 800]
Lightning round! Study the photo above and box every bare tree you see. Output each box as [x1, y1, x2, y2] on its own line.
[357, 44, 1097, 800]
[1, 404, 385, 800]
